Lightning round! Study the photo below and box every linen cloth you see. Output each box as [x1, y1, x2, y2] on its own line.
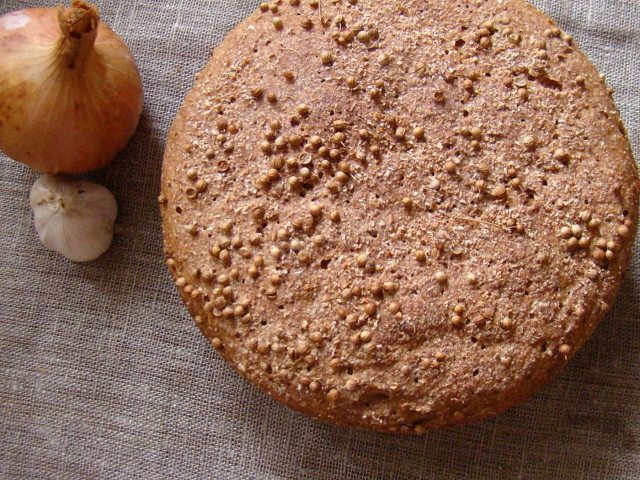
[1, 0, 639, 478]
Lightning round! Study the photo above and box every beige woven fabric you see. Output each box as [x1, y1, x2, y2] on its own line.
[1, 1, 638, 478]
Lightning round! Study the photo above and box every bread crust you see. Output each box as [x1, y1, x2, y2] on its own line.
[160, 0, 640, 432]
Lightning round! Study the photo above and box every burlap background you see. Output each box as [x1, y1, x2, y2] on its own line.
[1, 1, 638, 478]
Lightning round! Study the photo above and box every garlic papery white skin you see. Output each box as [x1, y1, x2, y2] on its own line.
[30, 174, 118, 262]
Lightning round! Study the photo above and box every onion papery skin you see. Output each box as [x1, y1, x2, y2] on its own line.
[0, 5, 143, 174]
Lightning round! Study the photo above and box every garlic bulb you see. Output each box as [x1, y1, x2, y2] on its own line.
[0, 1, 143, 174]
[30, 175, 118, 262]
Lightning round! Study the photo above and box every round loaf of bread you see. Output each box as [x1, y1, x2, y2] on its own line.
[161, 0, 639, 432]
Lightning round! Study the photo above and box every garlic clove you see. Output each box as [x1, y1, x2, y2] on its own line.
[29, 174, 118, 262]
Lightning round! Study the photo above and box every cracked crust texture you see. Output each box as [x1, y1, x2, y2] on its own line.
[160, 0, 639, 432]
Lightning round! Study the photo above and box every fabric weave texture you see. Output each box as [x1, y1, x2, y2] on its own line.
[0, 1, 638, 479]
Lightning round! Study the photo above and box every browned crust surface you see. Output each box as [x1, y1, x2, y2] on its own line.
[160, 0, 640, 432]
